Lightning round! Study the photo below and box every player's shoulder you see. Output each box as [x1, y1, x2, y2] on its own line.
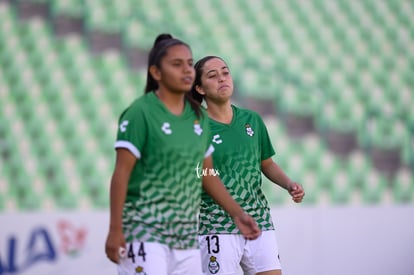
[118, 93, 150, 120]
[233, 105, 262, 120]
[131, 93, 153, 109]
[125, 93, 154, 111]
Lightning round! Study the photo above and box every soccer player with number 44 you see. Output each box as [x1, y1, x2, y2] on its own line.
[104, 36, 260, 275]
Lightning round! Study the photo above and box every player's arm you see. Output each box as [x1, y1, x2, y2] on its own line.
[261, 157, 305, 203]
[105, 148, 137, 263]
[202, 156, 261, 240]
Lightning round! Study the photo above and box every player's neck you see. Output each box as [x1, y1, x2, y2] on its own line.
[207, 102, 233, 124]
[155, 89, 185, 115]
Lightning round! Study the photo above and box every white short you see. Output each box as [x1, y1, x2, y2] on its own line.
[199, 230, 281, 275]
[117, 241, 203, 275]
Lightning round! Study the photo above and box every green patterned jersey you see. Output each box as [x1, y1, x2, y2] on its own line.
[115, 92, 213, 249]
[198, 105, 275, 235]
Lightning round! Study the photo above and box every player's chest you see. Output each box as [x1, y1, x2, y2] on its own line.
[210, 122, 259, 152]
[147, 117, 207, 148]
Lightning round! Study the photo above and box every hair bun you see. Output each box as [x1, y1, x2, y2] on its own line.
[154, 33, 174, 47]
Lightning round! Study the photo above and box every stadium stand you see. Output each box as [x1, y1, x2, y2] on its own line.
[0, 0, 413, 210]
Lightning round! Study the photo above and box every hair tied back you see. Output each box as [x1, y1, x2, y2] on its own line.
[154, 33, 174, 47]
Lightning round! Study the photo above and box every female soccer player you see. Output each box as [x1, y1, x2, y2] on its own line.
[105, 36, 260, 275]
[191, 56, 305, 275]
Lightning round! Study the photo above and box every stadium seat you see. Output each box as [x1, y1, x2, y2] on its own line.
[401, 134, 414, 168]
[51, 0, 83, 17]
[392, 168, 414, 203]
[122, 18, 153, 49]
[346, 151, 373, 188]
[262, 175, 287, 206]
[316, 151, 342, 189]
[360, 170, 388, 204]
[363, 117, 407, 150]
[329, 170, 355, 204]
[6, 157, 40, 210]
[41, 156, 78, 209]
[299, 170, 321, 205]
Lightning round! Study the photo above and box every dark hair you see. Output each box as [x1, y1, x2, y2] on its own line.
[190, 55, 223, 104]
[145, 34, 188, 93]
[145, 33, 202, 117]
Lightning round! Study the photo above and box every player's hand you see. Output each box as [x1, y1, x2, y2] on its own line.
[233, 212, 261, 240]
[105, 228, 126, 264]
[288, 182, 305, 203]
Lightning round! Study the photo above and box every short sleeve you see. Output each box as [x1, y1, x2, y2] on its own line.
[114, 105, 147, 159]
[257, 114, 275, 160]
[200, 109, 215, 158]
[204, 144, 215, 158]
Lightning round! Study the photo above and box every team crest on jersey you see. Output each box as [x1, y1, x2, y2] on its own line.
[134, 266, 146, 275]
[194, 120, 203, 136]
[161, 122, 172, 135]
[208, 256, 220, 274]
[245, 123, 254, 136]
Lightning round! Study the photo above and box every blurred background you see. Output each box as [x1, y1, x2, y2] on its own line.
[0, 0, 413, 274]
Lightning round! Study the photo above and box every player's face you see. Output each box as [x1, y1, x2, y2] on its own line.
[157, 44, 195, 94]
[198, 58, 233, 103]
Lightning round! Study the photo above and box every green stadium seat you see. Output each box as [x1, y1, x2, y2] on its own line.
[317, 151, 341, 189]
[84, 0, 111, 31]
[276, 84, 318, 117]
[301, 134, 325, 170]
[347, 151, 373, 188]
[401, 134, 414, 168]
[7, 166, 40, 210]
[329, 170, 356, 204]
[392, 168, 414, 203]
[360, 170, 388, 204]
[363, 117, 407, 150]
[41, 156, 78, 209]
[51, 0, 83, 17]
[122, 18, 151, 49]
[300, 170, 322, 205]
[262, 175, 287, 206]
[83, 172, 109, 209]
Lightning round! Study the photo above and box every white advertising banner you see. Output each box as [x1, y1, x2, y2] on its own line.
[1, 206, 413, 275]
[0, 211, 115, 275]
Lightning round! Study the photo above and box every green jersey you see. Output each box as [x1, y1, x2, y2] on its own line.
[199, 105, 275, 235]
[115, 92, 213, 249]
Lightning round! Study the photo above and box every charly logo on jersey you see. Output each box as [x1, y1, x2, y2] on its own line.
[194, 120, 203, 135]
[245, 123, 254, 136]
[212, 134, 222, 144]
[120, 120, 129, 132]
[208, 255, 220, 274]
[134, 266, 146, 275]
[161, 122, 172, 135]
